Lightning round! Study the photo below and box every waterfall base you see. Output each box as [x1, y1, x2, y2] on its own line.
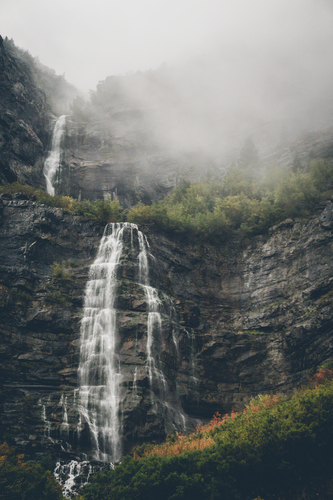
[54, 460, 114, 498]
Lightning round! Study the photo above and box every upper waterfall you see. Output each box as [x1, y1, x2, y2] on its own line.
[44, 115, 67, 195]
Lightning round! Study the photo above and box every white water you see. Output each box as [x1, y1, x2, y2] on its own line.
[44, 115, 67, 195]
[39, 397, 52, 440]
[54, 460, 101, 498]
[137, 231, 168, 396]
[77, 223, 133, 462]
[76, 222, 189, 465]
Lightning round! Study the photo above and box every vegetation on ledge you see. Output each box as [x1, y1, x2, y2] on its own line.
[80, 368, 333, 500]
[127, 157, 333, 244]
[0, 183, 121, 224]
[1, 156, 333, 245]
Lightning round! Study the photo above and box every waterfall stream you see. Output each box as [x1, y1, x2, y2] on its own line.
[77, 222, 187, 463]
[78, 223, 127, 462]
[53, 222, 197, 495]
[44, 115, 67, 195]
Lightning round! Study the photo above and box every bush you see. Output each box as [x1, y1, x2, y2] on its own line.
[0, 183, 123, 224]
[80, 378, 333, 500]
[0, 442, 64, 500]
[126, 158, 333, 245]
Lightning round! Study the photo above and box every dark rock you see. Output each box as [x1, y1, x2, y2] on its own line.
[0, 41, 51, 186]
[1, 199, 333, 463]
[57, 119, 218, 206]
[320, 201, 333, 229]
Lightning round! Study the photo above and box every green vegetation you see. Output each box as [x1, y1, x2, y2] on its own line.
[1, 156, 333, 245]
[80, 369, 333, 500]
[127, 157, 333, 244]
[0, 442, 64, 500]
[50, 261, 73, 284]
[10, 290, 32, 305]
[45, 290, 70, 305]
[0, 183, 122, 225]
[240, 329, 270, 335]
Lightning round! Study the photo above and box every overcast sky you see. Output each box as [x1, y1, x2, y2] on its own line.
[1, 0, 332, 93]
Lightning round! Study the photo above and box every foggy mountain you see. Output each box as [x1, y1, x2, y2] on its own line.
[72, 17, 333, 165]
[2, 2, 333, 498]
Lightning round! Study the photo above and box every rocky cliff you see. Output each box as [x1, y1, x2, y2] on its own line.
[61, 116, 217, 207]
[0, 36, 52, 187]
[1, 34, 333, 469]
[1, 190, 333, 461]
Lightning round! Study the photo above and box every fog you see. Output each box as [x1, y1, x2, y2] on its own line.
[2, 0, 333, 157]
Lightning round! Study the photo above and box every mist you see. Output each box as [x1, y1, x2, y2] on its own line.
[3, 0, 333, 161]
[81, 0, 333, 162]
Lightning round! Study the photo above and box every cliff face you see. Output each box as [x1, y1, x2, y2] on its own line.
[151, 203, 333, 417]
[59, 114, 333, 209]
[60, 115, 217, 207]
[0, 37, 51, 187]
[0, 192, 99, 458]
[1, 35, 333, 465]
[1, 191, 333, 460]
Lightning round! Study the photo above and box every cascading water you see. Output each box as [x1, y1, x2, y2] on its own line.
[77, 222, 189, 464]
[54, 222, 197, 495]
[44, 115, 67, 195]
[77, 223, 128, 462]
[137, 232, 168, 397]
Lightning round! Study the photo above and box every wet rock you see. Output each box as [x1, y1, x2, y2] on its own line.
[1, 198, 333, 463]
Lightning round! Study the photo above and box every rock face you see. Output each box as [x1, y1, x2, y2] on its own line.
[0, 196, 197, 460]
[151, 206, 333, 417]
[1, 193, 333, 461]
[0, 192, 100, 459]
[0, 40, 51, 186]
[60, 117, 218, 207]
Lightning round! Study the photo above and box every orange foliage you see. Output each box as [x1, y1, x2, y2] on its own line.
[136, 394, 281, 460]
[311, 367, 333, 387]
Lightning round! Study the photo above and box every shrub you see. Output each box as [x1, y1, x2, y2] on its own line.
[0, 442, 64, 500]
[50, 261, 73, 283]
[80, 378, 333, 500]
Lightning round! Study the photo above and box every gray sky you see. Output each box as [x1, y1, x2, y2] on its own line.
[1, 0, 332, 92]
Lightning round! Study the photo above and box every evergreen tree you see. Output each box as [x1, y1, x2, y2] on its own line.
[238, 137, 259, 169]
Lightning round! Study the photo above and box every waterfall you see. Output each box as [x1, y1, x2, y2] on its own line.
[77, 222, 190, 464]
[137, 232, 168, 397]
[44, 115, 67, 195]
[78, 223, 128, 462]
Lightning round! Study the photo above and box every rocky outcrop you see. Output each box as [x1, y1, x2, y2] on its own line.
[1, 194, 333, 462]
[0, 196, 197, 460]
[60, 117, 218, 207]
[150, 203, 333, 417]
[0, 193, 100, 459]
[0, 38, 51, 186]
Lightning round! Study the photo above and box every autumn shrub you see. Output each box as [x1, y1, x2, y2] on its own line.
[81, 377, 333, 500]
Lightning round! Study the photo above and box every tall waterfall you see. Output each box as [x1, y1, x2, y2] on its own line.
[44, 115, 67, 195]
[77, 222, 187, 463]
[78, 223, 127, 462]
